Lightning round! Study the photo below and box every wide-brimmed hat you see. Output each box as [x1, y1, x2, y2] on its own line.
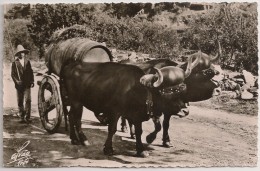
[15, 45, 29, 56]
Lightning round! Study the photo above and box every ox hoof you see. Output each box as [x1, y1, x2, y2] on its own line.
[136, 151, 149, 158]
[103, 147, 114, 156]
[79, 132, 88, 145]
[85, 140, 90, 146]
[162, 142, 173, 148]
[81, 140, 91, 146]
[130, 134, 136, 139]
[146, 133, 156, 144]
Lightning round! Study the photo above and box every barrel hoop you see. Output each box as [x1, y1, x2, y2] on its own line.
[88, 45, 113, 62]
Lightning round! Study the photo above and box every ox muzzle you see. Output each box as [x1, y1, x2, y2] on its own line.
[202, 68, 220, 79]
[177, 107, 189, 118]
[202, 67, 223, 97]
[173, 102, 189, 118]
[212, 87, 222, 96]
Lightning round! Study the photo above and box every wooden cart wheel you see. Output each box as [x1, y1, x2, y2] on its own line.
[38, 74, 63, 133]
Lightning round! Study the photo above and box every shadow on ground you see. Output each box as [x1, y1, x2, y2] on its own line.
[3, 114, 158, 167]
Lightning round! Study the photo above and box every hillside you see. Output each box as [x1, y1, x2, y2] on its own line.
[3, 2, 258, 74]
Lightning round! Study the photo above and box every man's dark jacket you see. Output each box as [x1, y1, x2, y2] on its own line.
[11, 58, 34, 90]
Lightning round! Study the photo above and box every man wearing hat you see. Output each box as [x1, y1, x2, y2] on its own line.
[11, 45, 34, 123]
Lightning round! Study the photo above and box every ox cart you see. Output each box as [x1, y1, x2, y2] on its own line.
[37, 37, 113, 133]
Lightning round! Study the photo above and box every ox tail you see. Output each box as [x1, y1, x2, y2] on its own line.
[59, 58, 77, 83]
[45, 44, 55, 75]
[59, 58, 79, 107]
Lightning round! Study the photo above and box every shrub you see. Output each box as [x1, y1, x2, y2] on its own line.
[180, 3, 258, 74]
[3, 19, 38, 62]
[6, 3, 256, 75]
[81, 13, 181, 58]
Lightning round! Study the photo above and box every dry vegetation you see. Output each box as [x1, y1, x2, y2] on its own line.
[192, 97, 258, 116]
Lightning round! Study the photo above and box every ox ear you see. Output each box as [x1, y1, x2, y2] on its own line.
[140, 74, 156, 87]
[153, 67, 163, 87]
[140, 67, 163, 88]
[210, 40, 222, 62]
[184, 51, 202, 78]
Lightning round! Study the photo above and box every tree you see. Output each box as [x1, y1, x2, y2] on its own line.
[4, 19, 37, 62]
[4, 4, 31, 19]
[27, 4, 82, 57]
[180, 3, 258, 74]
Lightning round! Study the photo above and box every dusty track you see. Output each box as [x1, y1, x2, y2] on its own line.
[2, 64, 258, 167]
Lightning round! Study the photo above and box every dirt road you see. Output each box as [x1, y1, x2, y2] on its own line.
[2, 63, 258, 167]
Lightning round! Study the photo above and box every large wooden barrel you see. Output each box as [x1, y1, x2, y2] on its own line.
[45, 37, 113, 76]
[39, 37, 113, 132]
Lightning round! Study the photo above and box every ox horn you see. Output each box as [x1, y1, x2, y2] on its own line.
[184, 50, 202, 78]
[210, 40, 222, 62]
[153, 67, 164, 87]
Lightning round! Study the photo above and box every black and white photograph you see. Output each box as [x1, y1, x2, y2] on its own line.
[1, 0, 259, 168]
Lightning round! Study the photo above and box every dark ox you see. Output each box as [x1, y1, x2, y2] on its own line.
[60, 56, 200, 157]
[121, 49, 222, 147]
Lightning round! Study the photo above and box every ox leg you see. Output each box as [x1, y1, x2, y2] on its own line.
[103, 113, 120, 155]
[162, 114, 172, 148]
[146, 115, 161, 144]
[135, 122, 149, 157]
[121, 116, 128, 133]
[68, 105, 77, 144]
[76, 107, 88, 146]
[69, 104, 87, 145]
[63, 106, 69, 131]
[127, 120, 135, 139]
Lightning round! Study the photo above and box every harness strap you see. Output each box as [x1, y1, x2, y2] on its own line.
[146, 91, 153, 117]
